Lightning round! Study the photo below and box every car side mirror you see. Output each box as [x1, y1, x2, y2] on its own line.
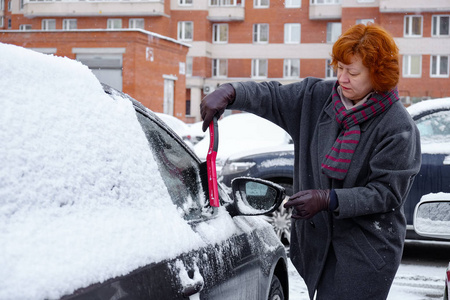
[413, 194, 450, 239]
[228, 177, 285, 216]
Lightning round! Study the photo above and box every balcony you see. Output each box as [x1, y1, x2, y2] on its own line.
[23, 0, 165, 18]
[379, 0, 450, 13]
[207, 0, 245, 22]
[309, 3, 342, 20]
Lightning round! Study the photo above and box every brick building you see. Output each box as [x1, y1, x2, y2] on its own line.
[1, 0, 449, 122]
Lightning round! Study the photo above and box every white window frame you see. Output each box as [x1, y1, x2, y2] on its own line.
[0, 17, 4, 28]
[254, 0, 269, 8]
[252, 59, 268, 78]
[178, 21, 193, 41]
[19, 24, 32, 30]
[1, 0, 4, 11]
[42, 19, 56, 30]
[403, 55, 422, 78]
[326, 22, 341, 43]
[284, 23, 301, 44]
[253, 24, 269, 44]
[129, 18, 144, 29]
[432, 15, 450, 37]
[212, 59, 228, 78]
[310, 0, 340, 4]
[326, 59, 337, 79]
[430, 55, 449, 78]
[404, 15, 422, 37]
[8, 0, 11, 11]
[179, 0, 193, 5]
[213, 24, 228, 44]
[63, 19, 77, 30]
[285, 0, 300, 8]
[283, 59, 300, 78]
[107, 19, 122, 29]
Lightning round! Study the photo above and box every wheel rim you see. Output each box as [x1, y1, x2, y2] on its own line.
[261, 195, 292, 248]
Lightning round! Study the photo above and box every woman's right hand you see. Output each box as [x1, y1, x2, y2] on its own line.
[200, 83, 236, 132]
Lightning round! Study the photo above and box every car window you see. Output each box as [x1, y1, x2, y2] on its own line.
[135, 111, 210, 220]
[415, 110, 450, 141]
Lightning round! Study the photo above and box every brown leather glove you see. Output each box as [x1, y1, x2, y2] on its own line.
[284, 189, 330, 219]
[201, 83, 236, 132]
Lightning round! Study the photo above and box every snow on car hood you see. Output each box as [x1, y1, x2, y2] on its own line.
[0, 43, 206, 299]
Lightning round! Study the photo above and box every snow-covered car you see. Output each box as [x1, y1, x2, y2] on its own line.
[220, 97, 450, 247]
[413, 193, 450, 300]
[193, 113, 293, 170]
[0, 43, 289, 300]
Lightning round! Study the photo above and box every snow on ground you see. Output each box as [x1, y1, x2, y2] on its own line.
[288, 259, 447, 300]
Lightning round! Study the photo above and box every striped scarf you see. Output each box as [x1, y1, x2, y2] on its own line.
[321, 83, 399, 180]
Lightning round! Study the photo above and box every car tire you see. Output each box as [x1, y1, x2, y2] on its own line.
[268, 274, 284, 300]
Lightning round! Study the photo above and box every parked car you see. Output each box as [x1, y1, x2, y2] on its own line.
[413, 193, 450, 300]
[220, 97, 450, 246]
[0, 43, 289, 300]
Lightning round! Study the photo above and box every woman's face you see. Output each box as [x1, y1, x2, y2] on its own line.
[337, 55, 374, 102]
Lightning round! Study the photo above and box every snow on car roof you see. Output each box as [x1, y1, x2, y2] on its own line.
[0, 43, 207, 299]
[407, 97, 450, 118]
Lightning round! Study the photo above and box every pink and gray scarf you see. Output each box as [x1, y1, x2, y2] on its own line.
[321, 83, 399, 180]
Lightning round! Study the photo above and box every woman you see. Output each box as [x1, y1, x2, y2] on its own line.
[200, 23, 421, 299]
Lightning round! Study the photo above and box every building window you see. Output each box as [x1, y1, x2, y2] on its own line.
[285, 0, 300, 8]
[326, 22, 341, 43]
[178, 21, 193, 41]
[252, 59, 268, 78]
[19, 24, 32, 30]
[213, 24, 228, 43]
[404, 15, 422, 37]
[254, 0, 269, 8]
[431, 55, 449, 77]
[284, 59, 300, 78]
[7, 17, 11, 29]
[284, 23, 300, 44]
[1, 0, 4, 10]
[403, 55, 422, 77]
[63, 19, 77, 30]
[186, 57, 193, 77]
[253, 24, 269, 43]
[212, 59, 227, 77]
[326, 59, 337, 78]
[19, 0, 24, 10]
[179, 0, 192, 5]
[42, 19, 56, 30]
[0, 17, 3, 28]
[107, 19, 122, 29]
[310, 0, 340, 4]
[129, 18, 144, 29]
[210, 0, 240, 6]
[432, 15, 450, 37]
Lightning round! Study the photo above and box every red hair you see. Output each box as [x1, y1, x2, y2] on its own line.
[331, 23, 399, 92]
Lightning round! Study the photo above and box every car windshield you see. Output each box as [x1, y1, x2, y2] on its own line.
[415, 110, 450, 143]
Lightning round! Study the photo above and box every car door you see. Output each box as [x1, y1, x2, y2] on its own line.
[135, 109, 269, 299]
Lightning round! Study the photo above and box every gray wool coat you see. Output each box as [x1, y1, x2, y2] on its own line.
[229, 78, 422, 299]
